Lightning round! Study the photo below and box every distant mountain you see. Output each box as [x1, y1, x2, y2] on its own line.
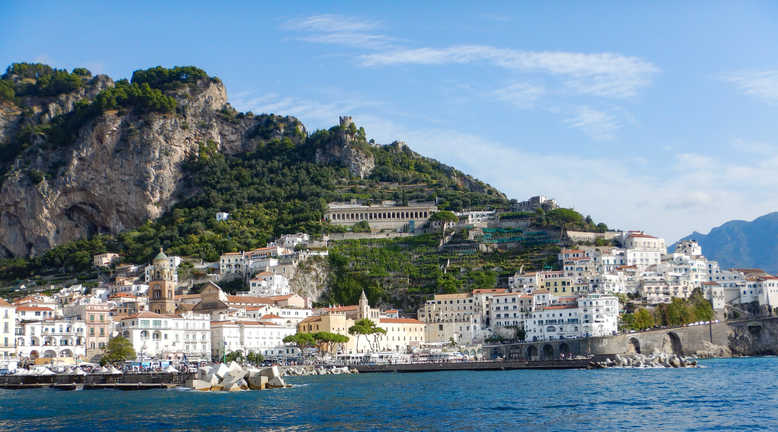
[672, 212, 778, 274]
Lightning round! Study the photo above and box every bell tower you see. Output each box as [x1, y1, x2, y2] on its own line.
[148, 248, 176, 315]
[358, 289, 370, 320]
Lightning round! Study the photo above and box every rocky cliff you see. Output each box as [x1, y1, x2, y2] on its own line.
[0, 66, 304, 258]
[313, 116, 375, 178]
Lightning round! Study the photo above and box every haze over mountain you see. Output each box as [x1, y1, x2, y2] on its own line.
[672, 212, 778, 274]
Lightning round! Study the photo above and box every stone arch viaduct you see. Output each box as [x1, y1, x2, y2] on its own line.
[486, 317, 778, 360]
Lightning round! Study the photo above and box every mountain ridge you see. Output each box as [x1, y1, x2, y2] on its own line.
[671, 212, 778, 274]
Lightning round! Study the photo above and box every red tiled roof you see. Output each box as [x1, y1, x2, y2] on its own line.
[16, 306, 53, 312]
[380, 318, 424, 324]
[628, 233, 657, 239]
[261, 314, 282, 319]
[122, 311, 177, 320]
[0, 298, 11, 307]
[227, 295, 274, 305]
[319, 305, 358, 312]
[472, 289, 506, 294]
[544, 304, 578, 310]
[211, 320, 278, 326]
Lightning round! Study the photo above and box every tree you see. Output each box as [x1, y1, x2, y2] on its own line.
[101, 336, 136, 365]
[245, 351, 264, 366]
[349, 318, 386, 353]
[225, 351, 244, 363]
[312, 331, 349, 355]
[283, 333, 316, 361]
[633, 308, 655, 330]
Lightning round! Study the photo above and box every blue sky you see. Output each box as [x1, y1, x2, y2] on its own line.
[2, 1, 778, 242]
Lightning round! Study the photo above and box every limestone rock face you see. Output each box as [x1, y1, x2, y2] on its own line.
[314, 116, 375, 179]
[0, 76, 305, 258]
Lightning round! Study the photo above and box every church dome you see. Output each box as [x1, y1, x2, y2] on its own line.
[153, 248, 168, 262]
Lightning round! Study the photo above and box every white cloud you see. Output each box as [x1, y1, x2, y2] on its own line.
[564, 106, 621, 141]
[282, 14, 394, 50]
[361, 45, 659, 98]
[493, 82, 545, 109]
[732, 138, 777, 155]
[722, 70, 778, 104]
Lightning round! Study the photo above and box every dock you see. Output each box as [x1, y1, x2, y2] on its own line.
[353, 359, 593, 373]
[0, 372, 194, 390]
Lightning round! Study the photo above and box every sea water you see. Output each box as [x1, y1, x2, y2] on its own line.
[1, 357, 776, 431]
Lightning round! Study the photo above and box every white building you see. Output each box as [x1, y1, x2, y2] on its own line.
[16, 319, 86, 361]
[271, 233, 310, 249]
[526, 303, 581, 342]
[490, 292, 534, 329]
[219, 246, 292, 277]
[247, 272, 290, 297]
[15, 306, 55, 321]
[118, 311, 211, 361]
[210, 320, 296, 360]
[374, 318, 425, 353]
[525, 294, 618, 342]
[456, 210, 496, 226]
[0, 299, 16, 371]
[216, 212, 230, 222]
[578, 294, 619, 338]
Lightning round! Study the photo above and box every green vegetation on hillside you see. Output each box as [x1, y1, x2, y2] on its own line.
[621, 291, 714, 330]
[0, 93, 508, 282]
[326, 233, 561, 309]
[1, 63, 89, 100]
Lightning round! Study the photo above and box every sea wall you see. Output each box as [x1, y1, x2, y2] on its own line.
[486, 317, 778, 360]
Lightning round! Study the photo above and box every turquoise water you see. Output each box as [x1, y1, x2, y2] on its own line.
[1, 358, 777, 431]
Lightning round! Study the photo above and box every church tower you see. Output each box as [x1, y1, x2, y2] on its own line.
[358, 289, 370, 320]
[148, 248, 176, 315]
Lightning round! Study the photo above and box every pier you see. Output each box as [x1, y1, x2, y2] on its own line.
[0, 372, 194, 390]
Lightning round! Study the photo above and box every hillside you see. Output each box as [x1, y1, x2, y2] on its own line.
[672, 212, 778, 274]
[0, 63, 508, 280]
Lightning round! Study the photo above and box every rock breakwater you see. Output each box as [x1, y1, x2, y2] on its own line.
[595, 353, 698, 368]
[282, 365, 359, 376]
